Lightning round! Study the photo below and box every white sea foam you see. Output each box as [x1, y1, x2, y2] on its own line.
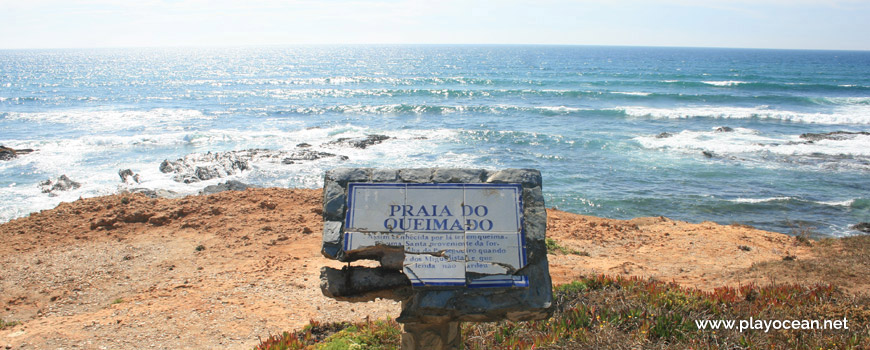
[729, 197, 794, 204]
[702, 81, 747, 87]
[611, 91, 652, 96]
[616, 105, 870, 125]
[726, 197, 856, 207]
[816, 199, 855, 207]
[0, 124, 467, 223]
[635, 128, 870, 164]
[3, 108, 212, 131]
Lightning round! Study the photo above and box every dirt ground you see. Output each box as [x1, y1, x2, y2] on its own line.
[0, 188, 839, 349]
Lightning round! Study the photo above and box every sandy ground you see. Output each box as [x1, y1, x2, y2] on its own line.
[0, 188, 819, 349]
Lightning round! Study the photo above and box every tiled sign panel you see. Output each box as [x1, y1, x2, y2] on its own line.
[344, 183, 527, 288]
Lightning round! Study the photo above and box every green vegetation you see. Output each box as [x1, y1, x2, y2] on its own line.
[112, 298, 124, 304]
[0, 318, 21, 330]
[256, 275, 869, 350]
[546, 238, 588, 256]
[255, 319, 399, 350]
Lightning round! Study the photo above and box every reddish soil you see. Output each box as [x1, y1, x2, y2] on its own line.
[0, 188, 823, 349]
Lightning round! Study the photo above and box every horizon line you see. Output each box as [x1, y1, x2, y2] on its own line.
[2, 43, 869, 53]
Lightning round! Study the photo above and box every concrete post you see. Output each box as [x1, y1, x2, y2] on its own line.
[401, 321, 462, 350]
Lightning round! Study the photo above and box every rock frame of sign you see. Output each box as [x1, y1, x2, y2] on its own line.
[319, 168, 553, 327]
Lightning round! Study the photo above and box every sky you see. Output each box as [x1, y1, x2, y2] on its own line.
[1, 0, 869, 50]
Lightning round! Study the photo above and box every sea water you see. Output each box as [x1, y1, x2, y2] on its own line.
[1, 45, 868, 236]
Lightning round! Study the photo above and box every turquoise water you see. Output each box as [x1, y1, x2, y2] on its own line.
[1, 45, 869, 236]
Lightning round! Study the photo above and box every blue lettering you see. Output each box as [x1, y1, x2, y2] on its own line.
[462, 205, 473, 216]
[475, 205, 488, 217]
[389, 205, 402, 217]
[440, 206, 452, 217]
[415, 206, 430, 217]
[384, 218, 397, 230]
[433, 219, 447, 230]
[466, 219, 479, 231]
[479, 219, 493, 231]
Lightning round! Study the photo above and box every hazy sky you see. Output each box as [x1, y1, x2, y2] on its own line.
[1, 0, 868, 50]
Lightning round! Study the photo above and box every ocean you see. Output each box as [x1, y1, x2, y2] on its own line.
[1, 45, 868, 237]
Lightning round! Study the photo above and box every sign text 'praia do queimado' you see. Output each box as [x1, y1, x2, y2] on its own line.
[343, 183, 527, 287]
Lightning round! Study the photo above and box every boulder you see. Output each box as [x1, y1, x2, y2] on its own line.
[800, 131, 870, 142]
[39, 175, 81, 196]
[853, 222, 870, 233]
[199, 180, 251, 195]
[0, 146, 35, 161]
[119, 169, 140, 184]
[325, 134, 390, 149]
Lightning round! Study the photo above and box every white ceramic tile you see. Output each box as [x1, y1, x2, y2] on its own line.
[466, 261, 509, 275]
[403, 253, 466, 286]
[404, 185, 465, 232]
[463, 185, 522, 233]
[466, 232, 524, 270]
[404, 232, 466, 261]
[345, 184, 406, 232]
[343, 232, 405, 252]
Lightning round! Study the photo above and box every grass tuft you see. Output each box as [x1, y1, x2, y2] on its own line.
[0, 318, 21, 330]
[546, 238, 588, 256]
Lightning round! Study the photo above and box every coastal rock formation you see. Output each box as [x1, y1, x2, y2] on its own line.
[119, 169, 141, 184]
[39, 175, 81, 196]
[853, 222, 870, 233]
[324, 134, 390, 149]
[715, 126, 734, 132]
[199, 180, 251, 195]
[160, 151, 250, 183]
[281, 150, 348, 164]
[800, 131, 870, 142]
[0, 146, 35, 161]
[160, 147, 353, 183]
[124, 188, 182, 199]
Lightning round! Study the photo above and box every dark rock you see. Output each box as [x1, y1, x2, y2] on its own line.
[853, 222, 870, 233]
[655, 132, 673, 139]
[162, 148, 345, 183]
[39, 175, 81, 195]
[432, 168, 486, 183]
[326, 134, 391, 149]
[0, 146, 35, 161]
[118, 169, 140, 184]
[800, 131, 870, 142]
[702, 151, 714, 158]
[126, 188, 181, 199]
[282, 150, 344, 164]
[715, 126, 734, 132]
[320, 266, 411, 302]
[199, 180, 250, 195]
[296, 143, 312, 148]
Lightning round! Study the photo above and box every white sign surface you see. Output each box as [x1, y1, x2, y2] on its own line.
[344, 183, 527, 287]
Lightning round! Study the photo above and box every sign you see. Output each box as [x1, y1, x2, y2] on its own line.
[343, 183, 528, 288]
